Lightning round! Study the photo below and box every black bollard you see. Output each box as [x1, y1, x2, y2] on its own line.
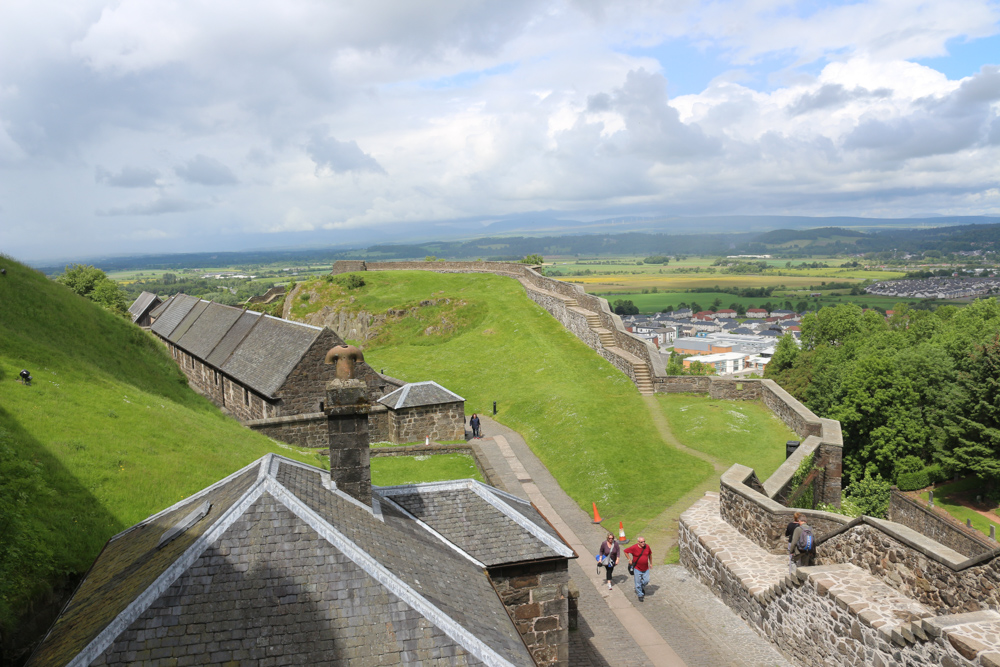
[493, 401, 497, 415]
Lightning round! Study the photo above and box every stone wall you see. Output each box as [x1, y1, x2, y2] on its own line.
[890, 488, 996, 559]
[680, 494, 1000, 667]
[370, 441, 504, 490]
[818, 523, 1000, 615]
[389, 402, 466, 443]
[247, 413, 328, 448]
[488, 560, 570, 667]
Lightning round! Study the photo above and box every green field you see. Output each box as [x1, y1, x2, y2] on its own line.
[0, 258, 319, 631]
[657, 395, 795, 479]
[371, 453, 483, 486]
[592, 290, 947, 314]
[291, 271, 715, 533]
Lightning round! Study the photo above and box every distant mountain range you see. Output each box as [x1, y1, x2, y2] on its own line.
[32, 215, 1000, 273]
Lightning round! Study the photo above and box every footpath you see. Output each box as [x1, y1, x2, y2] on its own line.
[474, 415, 794, 667]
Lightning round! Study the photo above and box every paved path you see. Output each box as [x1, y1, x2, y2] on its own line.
[473, 416, 795, 667]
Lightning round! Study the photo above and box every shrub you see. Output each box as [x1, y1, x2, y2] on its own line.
[894, 455, 924, 477]
[845, 472, 891, 518]
[896, 469, 930, 491]
[342, 274, 366, 290]
[925, 463, 948, 484]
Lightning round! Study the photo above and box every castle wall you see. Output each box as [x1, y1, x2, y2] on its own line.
[248, 413, 328, 448]
[488, 560, 570, 667]
[889, 488, 996, 559]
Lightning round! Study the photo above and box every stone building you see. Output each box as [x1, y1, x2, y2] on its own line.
[144, 294, 396, 423]
[28, 454, 575, 665]
[377, 381, 466, 443]
[126, 290, 162, 327]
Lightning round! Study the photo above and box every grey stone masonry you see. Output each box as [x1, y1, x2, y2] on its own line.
[247, 412, 328, 448]
[489, 560, 570, 667]
[680, 493, 1000, 667]
[390, 402, 466, 443]
[324, 378, 371, 503]
[890, 487, 996, 558]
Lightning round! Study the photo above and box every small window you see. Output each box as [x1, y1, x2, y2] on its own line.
[244, 387, 250, 406]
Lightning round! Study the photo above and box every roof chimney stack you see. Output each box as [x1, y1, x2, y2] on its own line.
[323, 345, 371, 504]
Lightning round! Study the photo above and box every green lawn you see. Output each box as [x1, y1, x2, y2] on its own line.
[291, 271, 714, 534]
[0, 258, 318, 630]
[656, 394, 796, 480]
[919, 479, 1000, 539]
[372, 453, 483, 486]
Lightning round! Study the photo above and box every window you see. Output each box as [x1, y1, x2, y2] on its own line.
[243, 387, 250, 406]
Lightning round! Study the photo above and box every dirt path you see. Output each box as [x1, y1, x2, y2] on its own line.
[282, 283, 302, 319]
[640, 395, 728, 562]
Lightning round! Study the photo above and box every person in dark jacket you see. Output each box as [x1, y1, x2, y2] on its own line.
[789, 513, 815, 570]
[469, 414, 481, 439]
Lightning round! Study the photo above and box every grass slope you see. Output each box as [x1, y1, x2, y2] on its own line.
[0, 257, 317, 631]
[291, 271, 714, 534]
[657, 394, 796, 479]
[371, 454, 484, 486]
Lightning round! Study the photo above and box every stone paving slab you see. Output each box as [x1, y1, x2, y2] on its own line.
[680, 494, 788, 601]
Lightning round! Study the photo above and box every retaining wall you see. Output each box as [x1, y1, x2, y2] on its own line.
[889, 488, 997, 559]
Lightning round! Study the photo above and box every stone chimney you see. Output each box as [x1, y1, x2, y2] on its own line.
[323, 345, 371, 503]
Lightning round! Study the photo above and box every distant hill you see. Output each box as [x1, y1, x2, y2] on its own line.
[0, 256, 317, 663]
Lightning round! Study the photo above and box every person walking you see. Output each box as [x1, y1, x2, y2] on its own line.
[598, 533, 620, 590]
[469, 414, 481, 439]
[789, 512, 816, 571]
[624, 536, 651, 602]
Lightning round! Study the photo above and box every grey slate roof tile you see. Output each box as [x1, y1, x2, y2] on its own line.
[379, 381, 465, 409]
[167, 299, 210, 343]
[174, 302, 244, 360]
[204, 310, 261, 368]
[148, 295, 174, 319]
[387, 487, 562, 566]
[221, 316, 322, 397]
[127, 291, 160, 322]
[150, 294, 201, 338]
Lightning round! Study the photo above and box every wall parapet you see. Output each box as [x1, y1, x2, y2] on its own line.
[889, 487, 997, 559]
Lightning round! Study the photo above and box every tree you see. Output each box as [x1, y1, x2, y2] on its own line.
[521, 254, 544, 264]
[710, 297, 723, 312]
[90, 280, 128, 316]
[845, 472, 891, 518]
[796, 300, 809, 312]
[57, 264, 107, 297]
[162, 273, 177, 285]
[766, 334, 799, 375]
[690, 302, 703, 313]
[941, 334, 1000, 485]
[612, 299, 639, 316]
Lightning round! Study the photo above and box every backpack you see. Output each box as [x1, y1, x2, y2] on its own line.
[797, 525, 814, 552]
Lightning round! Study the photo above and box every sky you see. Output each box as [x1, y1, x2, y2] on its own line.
[1, 0, 999, 262]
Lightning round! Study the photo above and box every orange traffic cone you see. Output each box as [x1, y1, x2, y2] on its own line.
[592, 502, 602, 524]
[618, 521, 629, 544]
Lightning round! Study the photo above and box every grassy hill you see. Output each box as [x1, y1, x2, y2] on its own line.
[291, 271, 714, 536]
[0, 257, 318, 643]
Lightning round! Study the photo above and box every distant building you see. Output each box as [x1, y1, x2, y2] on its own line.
[683, 352, 747, 375]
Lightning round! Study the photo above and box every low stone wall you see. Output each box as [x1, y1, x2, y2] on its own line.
[247, 413, 328, 448]
[890, 488, 996, 559]
[680, 494, 1000, 667]
[819, 522, 1000, 615]
[488, 560, 570, 667]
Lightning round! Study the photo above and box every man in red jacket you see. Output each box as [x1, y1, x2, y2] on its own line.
[624, 536, 652, 602]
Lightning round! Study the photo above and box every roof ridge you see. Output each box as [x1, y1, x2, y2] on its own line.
[469, 484, 575, 558]
[69, 478, 268, 667]
[376, 493, 485, 568]
[266, 479, 518, 667]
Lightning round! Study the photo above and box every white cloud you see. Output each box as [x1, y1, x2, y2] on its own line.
[1, 0, 999, 260]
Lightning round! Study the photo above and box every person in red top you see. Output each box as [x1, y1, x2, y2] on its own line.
[624, 536, 652, 601]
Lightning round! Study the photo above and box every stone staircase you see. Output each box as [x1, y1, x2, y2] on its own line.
[633, 362, 654, 395]
[680, 494, 1000, 667]
[584, 312, 617, 348]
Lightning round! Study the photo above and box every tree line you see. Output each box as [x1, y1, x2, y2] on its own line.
[765, 299, 1000, 506]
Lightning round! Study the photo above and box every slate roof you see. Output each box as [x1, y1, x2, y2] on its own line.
[220, 315, 323, 397]
[30, 455, 552, 667]
[147, 294, 174, 320]
[379, 481, 574, 567]
[378, 381, 465, 409]
[148, 295, 330, 398]
[126, 291, 160, 323]
[150, 294, 201, 338]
